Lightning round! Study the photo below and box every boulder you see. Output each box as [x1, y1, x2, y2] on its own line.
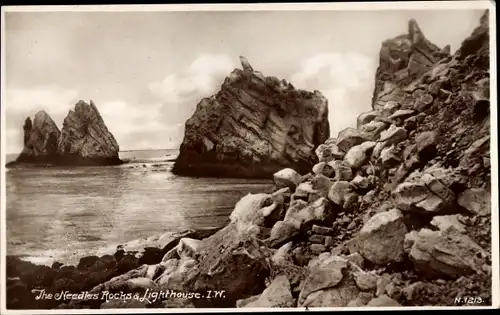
[353, 269, 379, 291]
[315, 142, 345, 162]
[57, 100, 122, 165]
[336, 128, 365, 152]
[415, 131, 438, 161]
[312, 224, 334, 235]
[312, 162, 334, 177]
[382, 101, 401, 116]
[392, 169, 456, 215]
[229, 193, 281, 232]
[172, 58, 330, 178]
[430, 215, 466, 233]
[357, 111, 380, 129]
[379, 125, 407, 146]
[284, 197, 335, 228]
[327, 181, 351, 207]
[267, 220, 300, 248]
[273, 168, 301, 190]
[184, 223, 271, 307]
[328, 160, 353, 181]
[243, 275, 295, 307]
[457, 188, 491, 216]
[344, 141, 377, 169]
[350, 175, 376, 194]
[298, 255, 348, 305]
[408, 227, 488, 279]
[380, 145, 401, 168]
[359, 121, 389, 141]
[354, 209, 408, 265]
[388, 109, 416, 121]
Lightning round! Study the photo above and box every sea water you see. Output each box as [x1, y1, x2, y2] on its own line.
[5, 149, 274, 266]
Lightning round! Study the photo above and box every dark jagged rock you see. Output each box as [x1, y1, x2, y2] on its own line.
[7, 100, 122, 167]
[371, 19, 448, 110]
[173, 56, 330, 178]
[57, 100, 122, 166]
[12, 111, 60, 165]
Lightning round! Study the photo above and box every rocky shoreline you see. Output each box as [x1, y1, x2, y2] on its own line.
[6, 11, 493, 310]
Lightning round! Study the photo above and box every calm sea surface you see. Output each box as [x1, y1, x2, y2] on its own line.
[5, 150, 274, 266]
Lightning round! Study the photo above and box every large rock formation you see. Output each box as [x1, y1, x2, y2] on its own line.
[57, 100, 121, 166]
[7, 100, 121, 167]
[172, 56, 330, 178]
[14, 111, 61, 164]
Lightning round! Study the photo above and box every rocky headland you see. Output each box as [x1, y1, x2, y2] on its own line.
[6, 11, 492, 309]
[172, 56, 330, 178]
[7, 100, 122, 167]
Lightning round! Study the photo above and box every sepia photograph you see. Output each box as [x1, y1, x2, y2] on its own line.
[1, 1, 498, 312]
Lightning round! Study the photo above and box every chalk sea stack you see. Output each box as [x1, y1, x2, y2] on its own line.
[57, 100, 121, 166]
[173, 56, 330, 178]
[14, 111, 61, 164]
[7, 100, 122, 167]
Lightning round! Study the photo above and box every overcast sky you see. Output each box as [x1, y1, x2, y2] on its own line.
[4, 8, 485, 153]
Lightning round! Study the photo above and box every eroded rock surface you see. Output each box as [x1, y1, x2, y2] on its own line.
[173, 56, 330, 178]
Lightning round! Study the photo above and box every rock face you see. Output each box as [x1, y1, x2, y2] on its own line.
[8, 100, 121, 167]
[372, 19, 449, 110]
[173, 56, 330, 178]
[14, 111, 60, 164]
[57, 100, 121, 166]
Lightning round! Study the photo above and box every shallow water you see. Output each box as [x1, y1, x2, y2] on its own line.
[5, 150, 274, 266]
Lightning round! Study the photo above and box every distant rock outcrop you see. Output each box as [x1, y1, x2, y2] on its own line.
[371, 19, 450, 110]
[15, 111, 61, 164]
[7, 100, 121, 167]
[57, 100, 121, 166]
[173, 56, 330, 178]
